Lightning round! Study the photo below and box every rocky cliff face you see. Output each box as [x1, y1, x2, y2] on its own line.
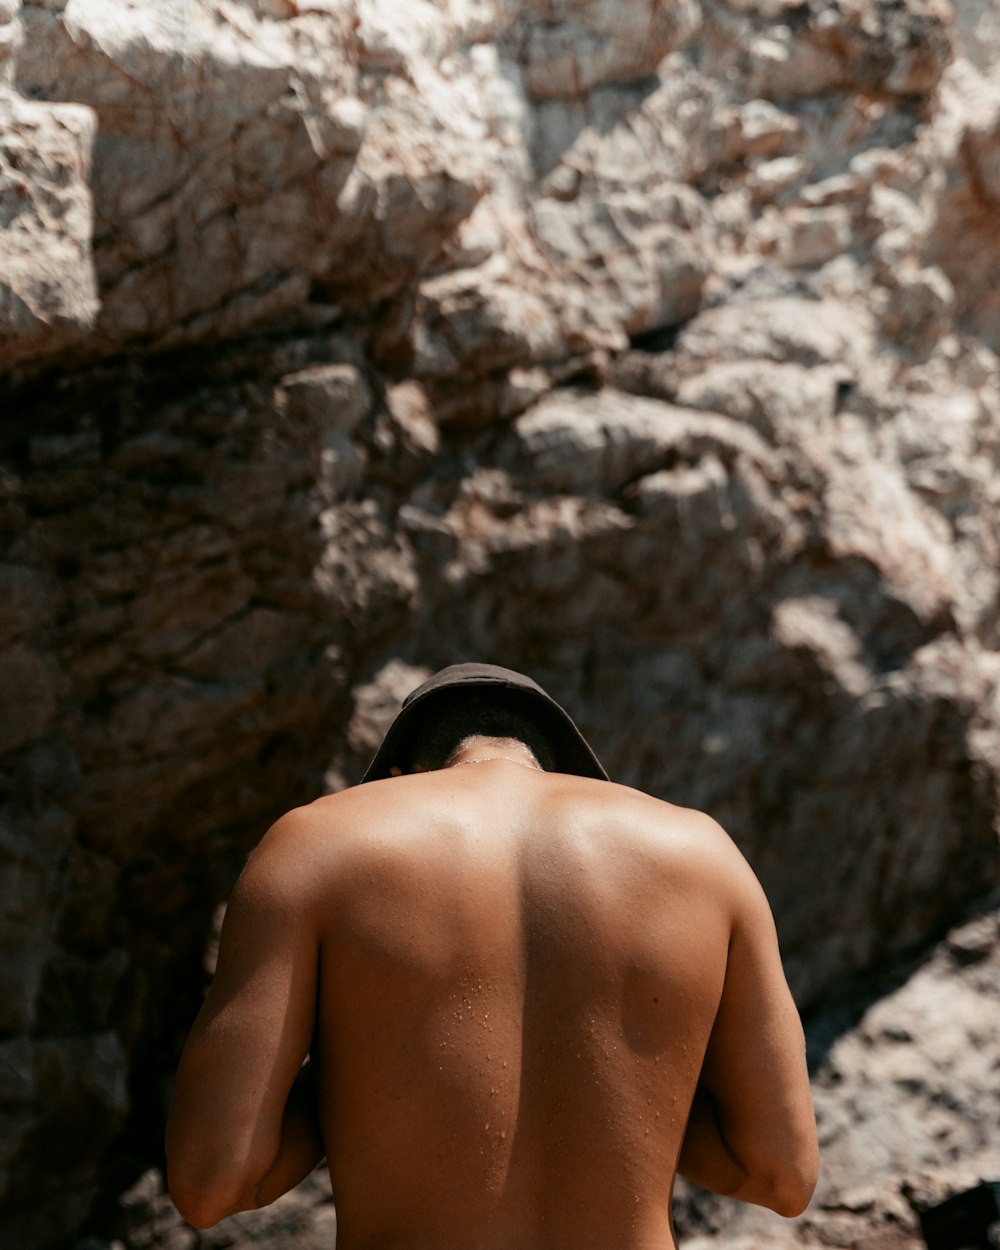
[1, 1, 998, 1246]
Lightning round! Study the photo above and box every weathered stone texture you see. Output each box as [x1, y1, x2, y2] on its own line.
[676, 898, 1000, 1250]
[0, 350, 350, 1247]
[0, 92, 99, 368]
[0, 0, 999, 1247]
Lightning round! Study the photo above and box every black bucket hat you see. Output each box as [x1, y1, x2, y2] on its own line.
[361, 662, 609, 782]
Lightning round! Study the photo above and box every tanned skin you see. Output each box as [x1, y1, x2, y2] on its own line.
[167, 735, 818, 1249]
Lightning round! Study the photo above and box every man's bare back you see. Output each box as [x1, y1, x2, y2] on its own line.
[167, 667, 818, 1248]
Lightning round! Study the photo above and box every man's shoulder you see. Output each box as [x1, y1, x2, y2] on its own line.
[570, 776, 730, 839]
[254, 774, 743, 873]
[577, 781, 757, 885]
[240, 789, 381, 891]
[251, 777, 455, 872]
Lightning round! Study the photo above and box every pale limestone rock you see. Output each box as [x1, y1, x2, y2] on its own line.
[675, 360, 843, 439]
[878, 263, 956, 355]
[528, 183, 708, 335]
[771, 205, 854, 269]
[771, 595, 872, 696]
[280, 364, 372, 500]
[746, 153, 809, 200]
[676, 295, 876, 372]
[814, 415, 958, 623]
[0, 93, 98, 369]
[512, 388, 774, 494]
[702, 0, 953, 100]
[504, 0, 702, 100]
[11, 0, 490, 353]
[347, 657, 431, 758]
[15, 0, 361, 344]
[316, 499, 420, 622]
[279, 363, 372, 435]
[413, 260, 571, 379]
[0, 0, 21, 90]
[384, 380, 440, 457]
[951, 0, 1000, 76]
[676, 902, 1000, 1249]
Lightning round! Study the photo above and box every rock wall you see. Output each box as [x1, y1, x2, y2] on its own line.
[1, 0, 999, 1246]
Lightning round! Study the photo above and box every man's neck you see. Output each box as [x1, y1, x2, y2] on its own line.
[444, 736, 543, 772]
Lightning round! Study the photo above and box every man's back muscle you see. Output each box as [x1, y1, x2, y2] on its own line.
[312, 761, 736, 1250]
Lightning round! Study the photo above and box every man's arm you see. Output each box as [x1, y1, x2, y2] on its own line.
[166, 813, 326, 1229]
[678, 835, 818, 1216]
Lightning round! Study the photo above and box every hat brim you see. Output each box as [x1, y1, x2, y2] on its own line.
[361, 663, 609, 783]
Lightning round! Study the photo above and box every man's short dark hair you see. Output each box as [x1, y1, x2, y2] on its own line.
[398, 687, 558, 773]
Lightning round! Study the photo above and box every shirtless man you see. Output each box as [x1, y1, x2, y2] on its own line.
[166, 662, 818, 1248]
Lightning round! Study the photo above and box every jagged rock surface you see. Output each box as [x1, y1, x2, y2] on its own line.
[1, 0, 998, 1247]
[676, 897, 1000, 1250]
